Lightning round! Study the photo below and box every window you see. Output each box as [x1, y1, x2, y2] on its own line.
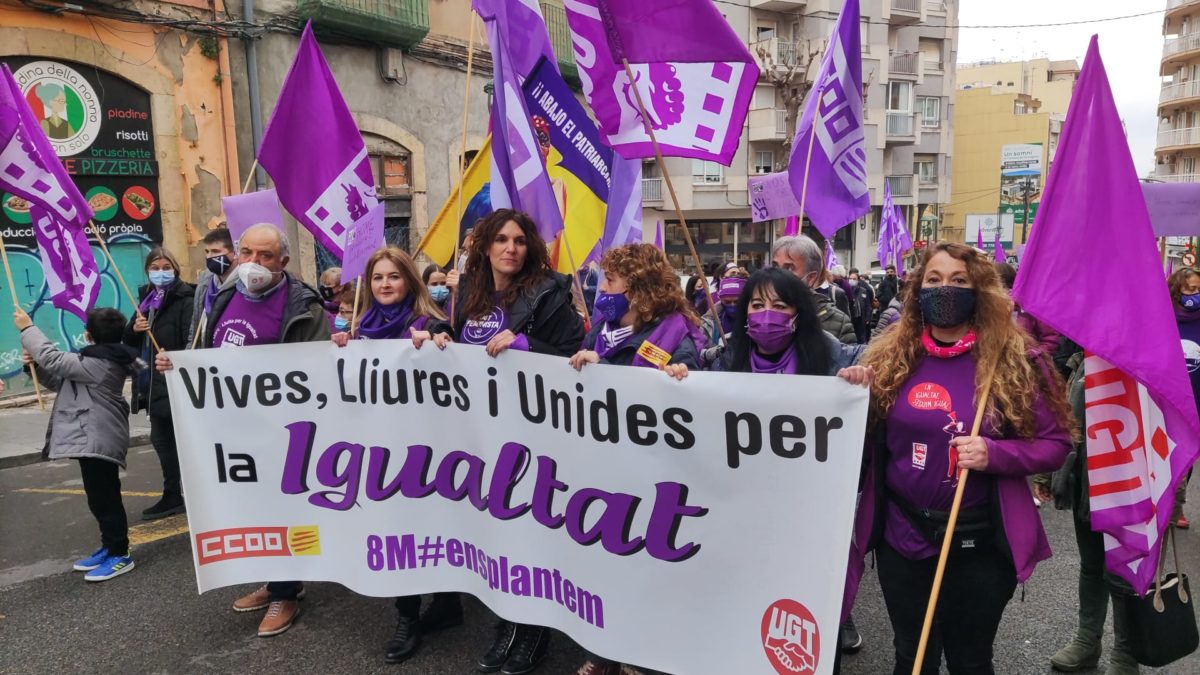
[1184, 156, 1197, 175]
[919, 97, 940, 127]
[887, 81, 913, 112]
[691, 160, 723, 184]
[754, 86, 776, 110]
[754, 151, 775, 174]
[368, 153, 411, 196]
[1014, 101, 1026, 115]
[756, 25, 775, 40]
[914, 156, 937, 184]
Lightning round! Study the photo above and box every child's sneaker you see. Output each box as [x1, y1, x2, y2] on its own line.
[84, 554, 135, 582]
[72, 547, 109, 572]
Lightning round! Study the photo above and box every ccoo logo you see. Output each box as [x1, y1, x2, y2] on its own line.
[761, 599, 820, 675]
[195, 526, 320, 566]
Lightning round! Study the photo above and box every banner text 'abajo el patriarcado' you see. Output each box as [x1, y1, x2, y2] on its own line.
[166, 341, 867, 675]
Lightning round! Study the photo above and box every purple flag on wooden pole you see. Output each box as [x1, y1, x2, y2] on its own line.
[784, 215, 800, 237]
[993, 229, 1007, 264]
[876, 181, 908, 276]
[824, 238, 840, 271]
[600, 154, 643, 250]
[474, 0, 565, 244]
[340, 203, 385, 282]
[258, 23, 377, 259]
[221, 189, 285, 243]
[1012, 36, 1200, 595]
[563, 0, 759, 166]
[0, 65, 99, 320]
[786, 0, 868, 237]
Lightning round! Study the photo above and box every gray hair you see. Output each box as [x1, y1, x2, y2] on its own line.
[241, 223, 291, 260]
[771, 235, 822, 277]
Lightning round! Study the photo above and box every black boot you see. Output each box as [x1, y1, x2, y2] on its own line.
[384, 614, 420, 664]
[418, 593, 464, 633]
[839, 615, 863, 654]
[141, 493, 185, 520]
[478, 620, 518, 673]
[501, 625, 550, 675]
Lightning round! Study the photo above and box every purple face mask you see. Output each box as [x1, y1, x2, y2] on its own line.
[746, 309, 795, 354]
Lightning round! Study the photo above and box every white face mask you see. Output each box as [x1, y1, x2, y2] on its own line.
[237, 262, 278, 295]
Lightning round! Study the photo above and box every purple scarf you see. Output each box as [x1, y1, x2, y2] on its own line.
[750, 347, 798, 374]
[632, 313, 695, 368]
[139, 286, 167, 314]
[204, 276, 221, 315]
[357, 297, 418, 339]
[594, 322, 636, 361]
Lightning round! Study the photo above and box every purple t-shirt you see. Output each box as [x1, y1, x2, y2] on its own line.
[460, 306, 507, 345]
[212, 285, 289, 348]
[883, 353, 993, 559]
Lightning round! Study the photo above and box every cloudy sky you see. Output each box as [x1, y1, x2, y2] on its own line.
[956, 2, 1164, 175]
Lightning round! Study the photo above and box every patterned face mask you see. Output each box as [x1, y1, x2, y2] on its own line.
[918, 286, 977, 328]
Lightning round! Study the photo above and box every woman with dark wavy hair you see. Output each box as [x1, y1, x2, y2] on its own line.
[856, 242, 1074, 675]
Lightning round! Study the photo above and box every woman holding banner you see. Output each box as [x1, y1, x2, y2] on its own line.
[857, 242, 1073, 675]
[123, 246, 195, 520]
[441, 208, 585, 674]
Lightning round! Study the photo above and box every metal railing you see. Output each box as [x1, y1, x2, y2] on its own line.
[775, 109, 788, 134]
[892, 0, 920, 12]
[886, 175, 914, 197]
[886, 112, 915, 137]
[1164, 32, 1200, 58]
[1158, 127, 1200, 148]
[540, 2, 577, 70]
[890, 52, 918, 75]
[750, 37, 801, 68]
[1161, 79, 1200, 104]
[642, 178, 663, 202]
[1155, 172, 1200, 183]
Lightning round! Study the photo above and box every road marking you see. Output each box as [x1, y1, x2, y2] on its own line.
[15, 488, 161, 498]
[129, 514, 190, 547]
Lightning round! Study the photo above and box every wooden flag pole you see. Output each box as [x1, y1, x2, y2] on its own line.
[793, 87, 821, 239]
[241, 159, 260, 195]
[349, 275, 363, 337]
[911, 372, 996, 675]
[0, 233, 45, 410]
[87, 220, 161, 353]
[449, 14, 478, 330]
[621, 58, 725, 345]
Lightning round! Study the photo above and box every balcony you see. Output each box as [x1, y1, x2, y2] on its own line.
[751, 37, 802, 69]
[1160, 79, 1200, 106]
[748, 107, 788, 142]
[1155, 172, 1200, 183]
[297, 0, 429, 50]
[889, 0, 921, 25]
[1167, 0, 1200, 17]
[748, 0, 806, 12]
[890, 52, 918, 79]
[885, 112, 916, 144]
[540, 1, 579, 84]
[1163, 33, 1200, 63]
[886, 175, 913, 198]
[642, 178, 663, 203]
[1158, 127, 1200, 150]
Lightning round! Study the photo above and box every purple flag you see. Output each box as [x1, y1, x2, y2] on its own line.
[749, 172, 801, 223]
[1012, 37, 1200, 595]
[222, 189, 285, 243]
[340, 202, 385, 282]
[977, 223, 985, 250]
[876, 181, 909, 276]
[787, 0, 868, 237]
[993, 229, 1007, 264]
[258, 24, 377, 259]
[599, 154, 643, 253]
[475, 0, 566, 244]
[1167, 259, 1174, 277]
[563, 0, 759, 166]
[0, 65, 98, 320]
[824, 239, 840, 271]
[784, 215, 800, 237]
[653, 220, 663, 249]
[1144, 183, 1200, 237]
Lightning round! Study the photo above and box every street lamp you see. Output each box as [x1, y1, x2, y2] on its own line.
[1018, 177, 1037, 243]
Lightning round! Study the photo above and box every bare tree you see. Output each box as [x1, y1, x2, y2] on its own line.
[755, 37, 823, 169]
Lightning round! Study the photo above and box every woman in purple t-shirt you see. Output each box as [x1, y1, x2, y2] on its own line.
[858, 242, 1073, 675]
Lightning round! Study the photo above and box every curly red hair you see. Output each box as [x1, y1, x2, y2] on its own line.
[601, 243, 699, 330]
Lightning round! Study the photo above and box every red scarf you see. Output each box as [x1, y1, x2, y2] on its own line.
[921, 327, 977, 358]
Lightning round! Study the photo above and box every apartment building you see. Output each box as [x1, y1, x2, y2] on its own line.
[1157, 0, 1200, 186]
[642, 0, 959, 271]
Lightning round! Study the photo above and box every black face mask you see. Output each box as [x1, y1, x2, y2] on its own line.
[318, 285, 336, 302]
[919, 286, 977, 328]
[206, 254, 232, 277]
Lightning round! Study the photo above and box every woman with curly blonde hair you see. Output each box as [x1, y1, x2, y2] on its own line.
[854, 242, 1073, 675]
[569, 243, 702, 383]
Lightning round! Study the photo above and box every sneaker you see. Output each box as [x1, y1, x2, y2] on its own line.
[384, 615, 420, 664]
[84, 554, 135, 582]
[418, 593, 464, 634]
[73, 547, 109, 572]
[142, 494, 186, 520]
[501, 625, 550, 675]
[575, 661, 622, 675]
[232, 584, 306, 612]
[478, 620, 518, 673]
[839, 616, 863, 654]
[257, 600, 300, 637]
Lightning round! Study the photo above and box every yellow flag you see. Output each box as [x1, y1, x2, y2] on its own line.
[418, 136, 493, 267]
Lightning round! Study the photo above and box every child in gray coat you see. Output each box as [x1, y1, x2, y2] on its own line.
[16, 306, 143, 582]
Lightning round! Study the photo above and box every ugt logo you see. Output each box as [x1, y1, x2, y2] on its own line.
[761, 599, 820, 675]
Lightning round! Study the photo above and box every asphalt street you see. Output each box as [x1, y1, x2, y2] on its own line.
[2, 444, 1200, 674]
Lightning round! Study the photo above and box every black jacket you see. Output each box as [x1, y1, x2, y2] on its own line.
[877, 275, 899, 310]
[124, 281, 195, 417]
[582, 314, 699, 368]
[452, 272, 585, 357]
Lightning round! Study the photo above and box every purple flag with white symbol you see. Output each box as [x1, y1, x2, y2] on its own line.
[257, 23, 377, 259]
[787, 0, 868, 237]
[1013, 37, 1200, 595]
[824, 239, 840, 271]
[993, 229, 1007, 264]
[599, 154, 643, 252]
[340, 203, 385, 282]
[475, 0, 566, 244]
[563, 0, 759, 166]
[0, 65, 98, 320]
[876, 181, 909, 276]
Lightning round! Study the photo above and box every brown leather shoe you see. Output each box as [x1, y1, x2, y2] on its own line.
[257, 600, 300, 637]
[575, 661, 622, 675]
[232, 584, 306, 612]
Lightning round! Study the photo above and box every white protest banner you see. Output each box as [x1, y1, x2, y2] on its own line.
[166, 342, 867, 675]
